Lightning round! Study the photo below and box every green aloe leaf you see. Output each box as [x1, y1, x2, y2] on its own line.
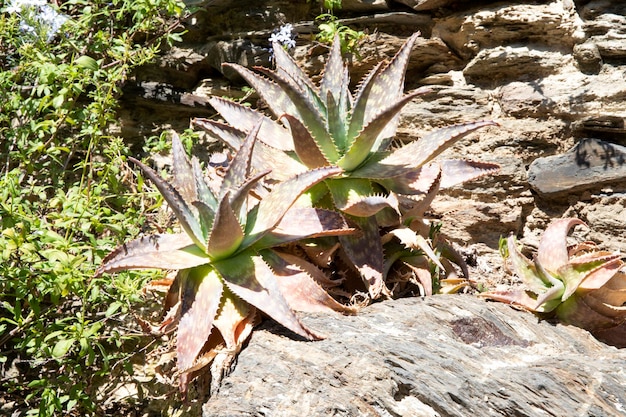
[350, 120, 497, 179]
[338, 90, 425, 171]
[94, 233, 210, 276]
[378, 163, 441, 195]
[272, 39, 318, 99]
[557, 254, 622, 301]
[349, 33, 421, 144]
[191, 156, 218, 211]
[176, 266, 223, 371]
[130, 157, 205, 247]
[207, 97, 294, 151]
[214, 252, 321, 340]
[319, 34, 345, 106]
[327, 177, 374, 213]
[207, 192, 245, 259]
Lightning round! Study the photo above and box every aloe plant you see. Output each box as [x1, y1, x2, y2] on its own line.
[194, 33, 499, 298]
[95, 126, 356, 393]
[483, 218, 626, 347]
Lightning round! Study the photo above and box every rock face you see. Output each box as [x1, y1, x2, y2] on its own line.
[201, 295, 626, 417]
[116, 1, 626, 412]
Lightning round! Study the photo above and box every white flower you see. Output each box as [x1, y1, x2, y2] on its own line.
[269, 24, 296, 52]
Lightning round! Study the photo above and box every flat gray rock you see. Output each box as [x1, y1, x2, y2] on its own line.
[528, 138, 626, 196]
[202, 295, 626, 417]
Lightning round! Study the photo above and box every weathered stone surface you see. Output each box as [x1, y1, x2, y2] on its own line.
[201, 295, 626, 417]
[573, 41, 603, 74]
[463, 46, 573, 85]
[434, 1, 584, 60]
[528, 138, 626, 196]
[340, 0, 389, 12]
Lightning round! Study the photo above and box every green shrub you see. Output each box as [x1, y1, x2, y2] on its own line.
[0, 0, 188, 414]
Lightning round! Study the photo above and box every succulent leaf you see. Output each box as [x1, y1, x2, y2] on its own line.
[320, 34, 345, 106]
[281, 114, 331, 168]
[255, 207, 356, 248]
[365, 121, 498, 177]
[176, 266, 223, 371]
[214, 252, 321, 340]
[94, 233, 210, 276]
[349, 33, 421, 144]
[338, 89, 426, 171]
[130, 157, 205, 247]
[438, 159, 501, 189]
[192, 157, 218, 211]
[378, 163, 441, 195]
[253, 67, 339, 162]
[537, 218, 586, 273]
[206, 192, 245, 259]
[208, 97, 294, 151]
[213, 288, 258, 349]
[387, 227, 444, 271]
[219, 119, 262, 199]
[193, 119, 306, 181]
[171, 132, 197, 204]
[222, 63, 300, 120]
[244, 166, 342, 245]
[339, 215, 387, 298]
[261, 249, 355, 314]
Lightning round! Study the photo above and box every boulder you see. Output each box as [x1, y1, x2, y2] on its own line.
[201, 295, 626, 416]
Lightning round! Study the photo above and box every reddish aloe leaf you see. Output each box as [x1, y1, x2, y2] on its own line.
[256, 207, 355, 248]
[371, 121, 497, 175]
[207, 97, 294, 151]
[207, 192, 244, 259]
[220, 119, 261, 200]
[130, 157, 204, 247]
[222, 63, 299, 120]
[281, 114, 330, 168]
[253, 67, 339, 162]
[438, 159, 501, 188]
[339, 90, 426, 171]
[193, 118, 245, 150]
[341, 194, 399, 218]
[171, 132, 197, 204]
[245, 166, 343, 244]
[193, 119, 306, 181]
[213, 289, 257, 349]
[272, 39, 317, 97]
[177, 266, 223, 372]
[379, 163, 440, 195]
[95, 233, 209, 276]
[339, 215, 387, 299]
[479, 289, 540, 311]
[537, 218, 586, 273]
[261, 249, 356, 314]
[214, 252, 322, 340]
[400, 256, 433, 296]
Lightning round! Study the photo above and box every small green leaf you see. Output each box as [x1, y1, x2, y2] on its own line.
[52, 338, 75, 358]
[75, 55, 99, 71]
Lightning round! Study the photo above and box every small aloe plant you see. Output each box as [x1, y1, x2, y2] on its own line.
[194, 33, 499, 298]
[95, 125, 355, 393]
[483, 218, 626, 347]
